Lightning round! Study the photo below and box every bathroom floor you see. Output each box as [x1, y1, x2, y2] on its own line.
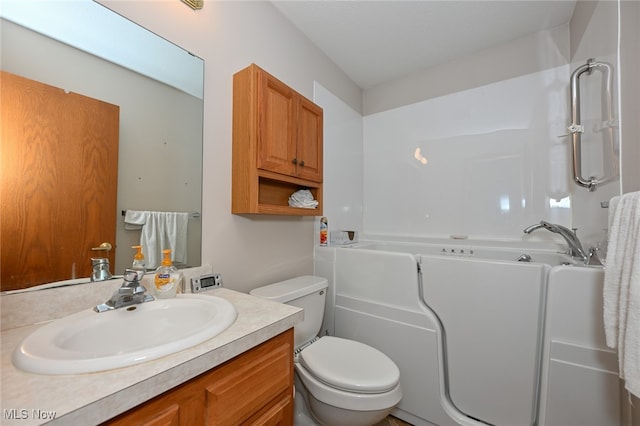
[375, 415, 413, 426]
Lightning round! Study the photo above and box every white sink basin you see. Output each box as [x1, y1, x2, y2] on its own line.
[13, 293, 237, 375]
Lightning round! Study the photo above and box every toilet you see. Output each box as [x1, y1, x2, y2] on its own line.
[250, 275, 402, 426]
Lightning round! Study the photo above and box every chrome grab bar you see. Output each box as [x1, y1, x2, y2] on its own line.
[568, 58, 617, 192]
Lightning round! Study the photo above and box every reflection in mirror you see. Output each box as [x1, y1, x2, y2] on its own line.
[0, 1, 203, 291]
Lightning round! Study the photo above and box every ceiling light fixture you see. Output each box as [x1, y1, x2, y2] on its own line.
[181, 0, 203, 10]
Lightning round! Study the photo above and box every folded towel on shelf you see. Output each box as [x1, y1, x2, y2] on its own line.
[603, 191, 640, 397]
[124, 210, 189, 269]
[288, 189, 318, 209]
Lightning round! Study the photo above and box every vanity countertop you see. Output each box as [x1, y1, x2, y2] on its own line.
[0, 288, 302, 425]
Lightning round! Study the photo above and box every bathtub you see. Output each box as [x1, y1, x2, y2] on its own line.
[314, 239, 622, 426]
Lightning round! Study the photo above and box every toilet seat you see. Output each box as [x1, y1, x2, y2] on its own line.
[298, 336, 400, 393]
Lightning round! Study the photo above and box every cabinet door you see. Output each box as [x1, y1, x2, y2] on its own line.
[124, 404, 180, 426]
[246, 394, 293, 426]
[257, 71, 297, 177]
[295, 97, 323, 183]
[205, 334, 293, 425]
[102, 330, 294, 426]
[104, 385, 204, 425]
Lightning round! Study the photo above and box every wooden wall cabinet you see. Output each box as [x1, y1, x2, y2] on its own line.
[232, 64, 323, 215]
[104, 329, 294, 426]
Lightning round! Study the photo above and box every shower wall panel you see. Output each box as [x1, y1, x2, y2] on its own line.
[363, 66, 571, 241]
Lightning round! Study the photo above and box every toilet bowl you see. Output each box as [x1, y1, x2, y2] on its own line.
[250, 276, 402, 426]
[296, 336, 402, 426]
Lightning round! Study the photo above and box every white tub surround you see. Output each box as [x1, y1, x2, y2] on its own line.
[1, 286, 302, 426]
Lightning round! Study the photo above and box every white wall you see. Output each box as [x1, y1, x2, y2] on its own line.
[364, 25, 570, 116]
[620, 0, 640, 195]
[100, 0, 361, 294]
[313, 82, 364, 239]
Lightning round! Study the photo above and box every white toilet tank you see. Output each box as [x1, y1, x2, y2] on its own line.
[250, 275, 328, 350]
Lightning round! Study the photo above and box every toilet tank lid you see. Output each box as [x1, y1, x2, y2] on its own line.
[249, 275, 328, 303]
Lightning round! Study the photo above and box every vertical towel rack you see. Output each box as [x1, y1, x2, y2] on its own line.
[568, 58, 617, 192]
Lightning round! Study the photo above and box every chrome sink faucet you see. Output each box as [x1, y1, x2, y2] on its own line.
[91, 257, 112, 282]
[94, 269, 154, 313]
[523, 220, 588, 263]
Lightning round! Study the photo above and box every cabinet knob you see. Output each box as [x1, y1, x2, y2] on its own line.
[299, 160, 305, 167]
[292, 158, 297, 165]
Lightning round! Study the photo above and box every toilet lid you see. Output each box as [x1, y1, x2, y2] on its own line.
[299, 336, 400, 394]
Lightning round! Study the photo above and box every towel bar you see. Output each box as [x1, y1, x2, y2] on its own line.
[121, 210, 200, 218]
[568, 58, 618, 192]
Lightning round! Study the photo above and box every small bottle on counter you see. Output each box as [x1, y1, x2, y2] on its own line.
[131, 245, 146, 280]
[154, 249, 180, 298]
[320, 217, 328, 246]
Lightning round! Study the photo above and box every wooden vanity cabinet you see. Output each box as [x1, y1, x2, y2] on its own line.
[232, 63, 323, 215]
[104, 329, 294, 426]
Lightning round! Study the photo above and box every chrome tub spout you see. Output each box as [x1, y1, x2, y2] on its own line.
[523, 220, 588, 263]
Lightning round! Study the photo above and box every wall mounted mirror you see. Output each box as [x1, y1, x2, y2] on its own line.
[1, 1, 203, 291]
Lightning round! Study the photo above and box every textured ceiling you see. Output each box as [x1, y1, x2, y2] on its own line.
[272, 1, 577, 89]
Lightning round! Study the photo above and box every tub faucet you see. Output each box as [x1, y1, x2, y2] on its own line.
[94, 269, 154, 313]
[523, 221, 588, 263]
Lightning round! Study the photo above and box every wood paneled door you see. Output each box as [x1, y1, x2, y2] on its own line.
[1, 71, 119, 291]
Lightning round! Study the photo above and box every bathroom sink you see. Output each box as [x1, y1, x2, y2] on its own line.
[13, 294, 237, 375]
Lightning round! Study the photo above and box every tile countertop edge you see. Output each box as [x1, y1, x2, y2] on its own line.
[1, 288, 303, 426]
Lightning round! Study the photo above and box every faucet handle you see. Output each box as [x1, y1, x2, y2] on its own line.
[122, 269, 150, 298]
[587, 247, 604, 266]
[123, 269, 140, 283]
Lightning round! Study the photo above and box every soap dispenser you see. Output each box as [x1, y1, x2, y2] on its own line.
[131, 245, 146, 280]
[153, 249, 180, 298]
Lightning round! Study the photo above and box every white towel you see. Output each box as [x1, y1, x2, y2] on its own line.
[123, 210, 145, 230]
[124, 210, 189, 269]
[603, 191, 640, 398]
[288, 189, 318, 208]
